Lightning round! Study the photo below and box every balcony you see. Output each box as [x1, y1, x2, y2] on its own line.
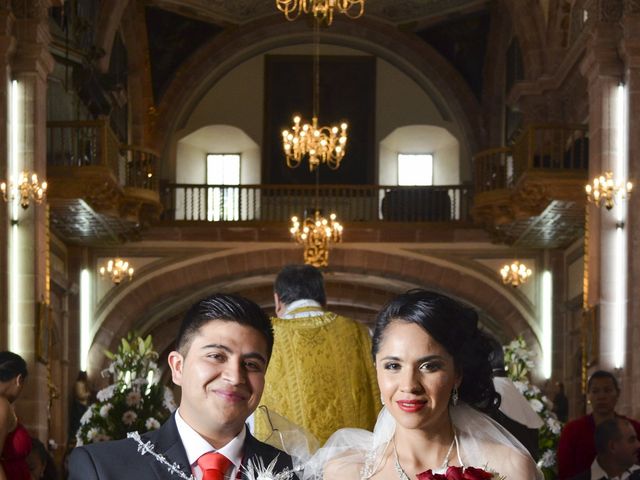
[161, 184, 472, 223]
[473, 124, 588, 247]
[144, 183, 482, 243]
[46, 120, 162, 244]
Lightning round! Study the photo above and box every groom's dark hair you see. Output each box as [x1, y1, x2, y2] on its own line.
[274, 264, 326, 306]
[176, 293, 274, 358]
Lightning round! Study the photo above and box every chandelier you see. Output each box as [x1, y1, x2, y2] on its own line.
[585, 170, 633, 210]
[276, 0, 365, 25]
[0, 171, 47, 209]
[290, 210, 343, 267]
[281, 17, 349, 171]
[282, 116, 347, 170]
[99, 258, 134, 285]
[500, 261, 532, 287]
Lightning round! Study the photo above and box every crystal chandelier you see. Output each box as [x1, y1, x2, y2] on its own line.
[99, 258, 134, 285]
[0, 171, 47, 209]
[276, 0, 365, 25]
[281, 18, 349, 171]
[585, 170, 633, 210]
[500, 261, 532, 287]
[283, 116, 347, 170]
[290, 210, 343, 267]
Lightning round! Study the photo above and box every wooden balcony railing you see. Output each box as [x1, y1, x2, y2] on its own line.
[473, 147, 513, 194]
[161, 184, 473, 223]
[474, 123, 588, 193]
[120, 145, 159, 191]
[512, 123, 588, 180]
[47, 121, 159, 193]
[47, 119, 120, 174]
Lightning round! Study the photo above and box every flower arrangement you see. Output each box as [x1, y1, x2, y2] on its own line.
[75, 333, 176, 445]
[418, 466, 504, 479]
[503, 336, 562, 480]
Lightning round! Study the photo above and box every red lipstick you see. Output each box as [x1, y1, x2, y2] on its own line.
[396, 400, 426, 412]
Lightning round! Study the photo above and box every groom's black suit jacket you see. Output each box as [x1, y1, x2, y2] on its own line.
[68, 414, 294, 480]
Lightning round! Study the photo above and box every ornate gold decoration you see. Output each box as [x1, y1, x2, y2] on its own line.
[585, 170, 632, 210]
[1, 170, 47, 209]
[258, 313, 380, 444]
[276, 0, 365, 25]
[99, 258, 134, 284]
[290, 210, 343, 267]
[281, 17, 349, 171]
[500, 261, 532, 287]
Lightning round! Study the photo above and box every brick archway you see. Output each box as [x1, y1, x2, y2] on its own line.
[88, 246, 538, 379]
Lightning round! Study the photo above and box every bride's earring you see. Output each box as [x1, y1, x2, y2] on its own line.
[451, 386, 459, 406]
[380, 395, 385, 406]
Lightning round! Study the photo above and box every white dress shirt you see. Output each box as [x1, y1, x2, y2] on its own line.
[590, 458, 640, 480]
[175, 408, 246, 480]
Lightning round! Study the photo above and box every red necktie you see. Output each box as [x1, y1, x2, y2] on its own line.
[197, 452, 232, 480]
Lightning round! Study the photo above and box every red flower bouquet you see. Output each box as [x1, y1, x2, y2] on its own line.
[417, 466, 502, 480]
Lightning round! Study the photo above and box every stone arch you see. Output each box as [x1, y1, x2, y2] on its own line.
[94, 0, 130, 73]
[502, 0, 548, 79]
[88, 245, 538, 380]
[143, 15, 485, 179]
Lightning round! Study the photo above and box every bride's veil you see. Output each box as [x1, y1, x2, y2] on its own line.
[300, 403, 543, 479]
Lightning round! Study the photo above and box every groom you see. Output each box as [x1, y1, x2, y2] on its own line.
[69, 293, 294, 479]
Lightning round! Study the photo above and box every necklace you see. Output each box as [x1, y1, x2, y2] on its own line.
[392, 431, 457, 480]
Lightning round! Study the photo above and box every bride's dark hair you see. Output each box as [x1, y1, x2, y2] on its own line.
[372, 289, 499, 411]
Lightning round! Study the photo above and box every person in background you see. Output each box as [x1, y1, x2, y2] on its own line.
[0, 351, 32, 480]
[26, 437, 57, 480]
[68, 371, 91, 442]
[553, 381, 569, 423]
[570, 417, 640, 480]
[558, 370, 640, 479]
[257, 264, 380, 445]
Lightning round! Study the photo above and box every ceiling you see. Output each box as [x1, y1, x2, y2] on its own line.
[149, 0, 488, 27]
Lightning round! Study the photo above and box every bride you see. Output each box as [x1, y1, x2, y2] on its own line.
[301, 290, 542, 479]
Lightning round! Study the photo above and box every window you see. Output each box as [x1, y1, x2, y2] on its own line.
[397, 154, 433, 186]
[206, 154, 240, 221]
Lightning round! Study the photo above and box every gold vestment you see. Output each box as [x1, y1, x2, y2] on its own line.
[257, 310, 381, 446]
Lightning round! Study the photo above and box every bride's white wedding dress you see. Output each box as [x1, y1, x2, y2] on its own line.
[298, 403, 543, 480]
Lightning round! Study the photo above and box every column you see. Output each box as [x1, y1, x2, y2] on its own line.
[9, 0, 54, 438]
[621, 0, 640, 417]
[580, 0, 624, 371]
[0, 4, 15, 349]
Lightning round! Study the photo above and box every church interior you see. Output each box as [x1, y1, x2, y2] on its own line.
[1, 0, 639, 475]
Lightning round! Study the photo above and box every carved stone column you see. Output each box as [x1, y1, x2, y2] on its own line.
[9, 0, 54, 439]
[580, 0, 624, 372]
[620, 0, 640, 417]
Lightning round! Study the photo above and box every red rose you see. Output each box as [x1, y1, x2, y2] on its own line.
[445, 466, 465, 480]
[463, 467, 494, 480]
[417, 470, 448, 480]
